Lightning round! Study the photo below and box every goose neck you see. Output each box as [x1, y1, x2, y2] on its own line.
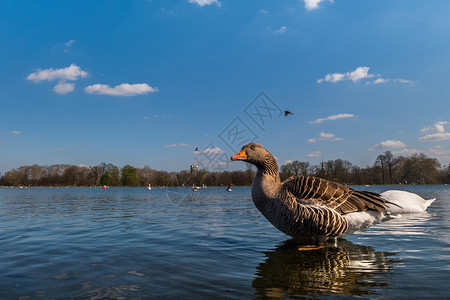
[253, 168, 281, 197]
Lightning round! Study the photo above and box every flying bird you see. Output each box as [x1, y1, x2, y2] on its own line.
[284, 110, 293, 117]
[231, 143, 435, 247]
[194, 147, 199, 152]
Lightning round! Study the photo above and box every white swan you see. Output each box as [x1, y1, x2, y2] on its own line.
[344, 190, 435, 235]
[381, 190, 435, 214]
[231, 143, 435, 245]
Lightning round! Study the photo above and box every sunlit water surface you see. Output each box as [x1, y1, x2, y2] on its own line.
[0, 185, 449, 299]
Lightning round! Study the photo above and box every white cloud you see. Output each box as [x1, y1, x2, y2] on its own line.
[195, 147, 223, 156]
[7, 131, 21, 135]
[165, 143, 192, 148]
[304, 0, 333, 11]
[260, 9, 268, 14]
[274, 26, 287, 34]
[144, 114, 159, 120]
[419, 121, 450, 141]
[318, 66, 374, 83]
[85, 83, 158, 96]
[311, 113, 355, 124]
[53, 82, 74, 94]
[161, 8, 175, 15]
[320, 132, 335, 139]
[373, 78, 389, 84]
[64, 40, 76, 52]
[427, 146, 450, 165]
[396, 78, 413, 85]
[317, 72, 345, 83]
[389, 146, 450, 165]
[348, 66, 373, 82]
[392, 148, 420, 156]
[307, 151, 322, 157]
[26, 64, 88, 94]
[420, 121, 448, 134]
[308, 132, 342, 143]
[392, 146, 450, 165]
[370, 140, 406, 150]
[419, 132, 450, 142]
[318, 66, 413, 85]
[65, 40, 76, 46]
[428, 146, 450, 156]
[26, 64, 88, 82]
[372, 78, 414, 85]
[188, 0, 221, 7]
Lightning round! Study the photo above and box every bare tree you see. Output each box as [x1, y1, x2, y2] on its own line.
[138, 165, 153, 185]
[384, 151, 396, 184]
[375, 154, 387, 185]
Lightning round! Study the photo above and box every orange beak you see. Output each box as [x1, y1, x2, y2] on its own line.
[231, 149, 247, 161]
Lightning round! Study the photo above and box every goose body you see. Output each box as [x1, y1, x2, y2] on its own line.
[231, 143, 434, 245]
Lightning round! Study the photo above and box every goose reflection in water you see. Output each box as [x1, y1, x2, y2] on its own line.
[253, 239, 396, 298]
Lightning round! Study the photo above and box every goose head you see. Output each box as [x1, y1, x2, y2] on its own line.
[231, 143, 279, 176]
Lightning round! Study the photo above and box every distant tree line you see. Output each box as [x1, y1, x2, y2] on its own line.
[280, 151, 450, 185]
[0, 152, 449, 187]
[0, 162, 255, 187]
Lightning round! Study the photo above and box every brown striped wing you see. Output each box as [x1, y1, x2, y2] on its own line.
[281, 176, 387, 214]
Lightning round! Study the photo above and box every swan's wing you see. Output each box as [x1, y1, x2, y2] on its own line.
[282, 176, 387, 214]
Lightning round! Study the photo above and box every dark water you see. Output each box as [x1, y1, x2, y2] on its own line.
[0, 185, 449, 299]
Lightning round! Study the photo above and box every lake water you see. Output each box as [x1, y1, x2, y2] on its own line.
[0, 185, 449, 299]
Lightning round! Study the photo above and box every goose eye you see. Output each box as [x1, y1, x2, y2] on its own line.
[250, 145, 255, 150]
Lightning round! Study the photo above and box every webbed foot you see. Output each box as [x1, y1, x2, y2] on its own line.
[297, 244, 324, 251]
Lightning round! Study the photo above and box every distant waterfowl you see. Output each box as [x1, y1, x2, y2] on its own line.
[148, 184, 152, 190]
[194, 147, 199, 152]
[227, 184, 232, 192]
[284, 110, 293, 117]
[231, 143, 435, 246]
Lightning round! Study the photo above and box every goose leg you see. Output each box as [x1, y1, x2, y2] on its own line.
[297, 244, 324, 251]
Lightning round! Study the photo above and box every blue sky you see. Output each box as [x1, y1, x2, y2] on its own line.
[1, 0, 450, 174]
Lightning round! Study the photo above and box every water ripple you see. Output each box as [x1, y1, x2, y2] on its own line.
[0, 186, 449, 298]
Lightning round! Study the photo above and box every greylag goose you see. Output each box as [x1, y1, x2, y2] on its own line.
[230, 143, 435, 246]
